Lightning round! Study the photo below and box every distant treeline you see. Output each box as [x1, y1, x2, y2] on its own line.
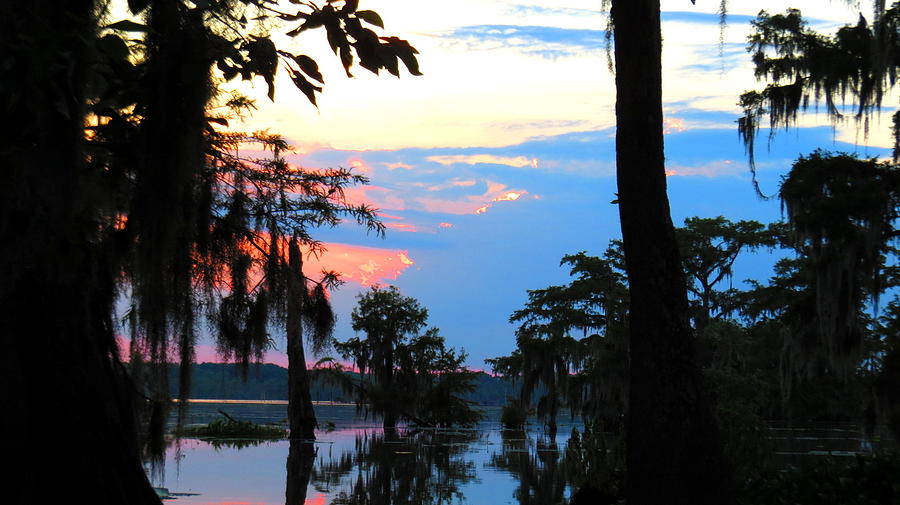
[166, 363, 518, 406]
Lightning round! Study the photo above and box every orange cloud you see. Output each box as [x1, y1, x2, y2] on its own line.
[439, 222, 454, 228]
[307, 243, 415, 286]
[663, 117, 687, 134]
[492, 191, 522, 202]
[348, 158, 373, 174]
[414, 181, 533, 216]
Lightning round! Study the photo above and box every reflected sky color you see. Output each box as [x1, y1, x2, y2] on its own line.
[182, 0, 898, 369]
[154, 408, 578, 505]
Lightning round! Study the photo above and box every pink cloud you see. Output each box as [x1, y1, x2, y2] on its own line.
[385, 222, 418, 233]
[308, 243, 415, 287]
[341, 185, 406, 211]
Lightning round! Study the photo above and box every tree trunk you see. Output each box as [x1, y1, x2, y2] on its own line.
[1, 3, 161, 504]
[288, 238, 317, 440]
[610, 1, 733, 503]
[382, 339, 398, 430]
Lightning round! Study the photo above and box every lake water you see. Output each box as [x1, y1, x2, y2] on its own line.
[151, 403, 891, 504]
[152, 403, 582, 505]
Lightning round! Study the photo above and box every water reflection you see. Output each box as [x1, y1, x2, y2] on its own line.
[312, 429, 480, 505]
[154, 404, 587, 504]
[286, 440, 316, 505]
[488, 430, 568, 505]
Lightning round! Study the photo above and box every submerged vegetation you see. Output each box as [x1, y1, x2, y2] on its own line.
[175, 415, 287, 441]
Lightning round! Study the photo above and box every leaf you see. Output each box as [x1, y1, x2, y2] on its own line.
[207, 117, 229, 126]
[291, 54, 324, 83]
[340, 45, 353, 76]
[355, 10, 384, 29]
[105, 19, 148, 32]
[383, 37, 422, 76]
[290, 71, 322, 107]
[341, 0, 359, 14]
[127, 0, 150, 15]
[96, 34, 130, 61]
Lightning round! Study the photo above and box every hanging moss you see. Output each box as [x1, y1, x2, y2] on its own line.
[780, 151, 900, 370]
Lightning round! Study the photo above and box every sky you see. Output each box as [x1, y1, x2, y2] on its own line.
[189, 0, 896, 369]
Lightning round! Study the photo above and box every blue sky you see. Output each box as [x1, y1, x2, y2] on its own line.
[199, 0, 896, 368]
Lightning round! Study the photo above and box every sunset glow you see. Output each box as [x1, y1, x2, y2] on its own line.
[492, 191, 522, 202]
[307, 243, 415, 286]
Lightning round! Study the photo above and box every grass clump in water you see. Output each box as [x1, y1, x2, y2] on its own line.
[176, 416, 286, 440]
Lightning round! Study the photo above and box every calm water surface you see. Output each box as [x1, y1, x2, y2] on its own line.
[152, 403, 580, 505]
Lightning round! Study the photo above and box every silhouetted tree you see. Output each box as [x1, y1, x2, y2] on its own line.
[336, 285, 481, 428]
[608, 2, 734, 502]
[739, 5, 900, 168]
[1, 0, 419, 501]
[492, 250, 629, 436]
[675, 217, 780, 333]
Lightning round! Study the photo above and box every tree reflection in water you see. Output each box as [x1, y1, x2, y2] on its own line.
[312, 429, 480, 505]
[488, 430, 568, 505]
[286, 440, 317, 505]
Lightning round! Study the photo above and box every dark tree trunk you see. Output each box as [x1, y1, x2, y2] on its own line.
[285, 440, 316, 505]
[610, 1, 733, 504]
[1, 3, 161, 504]
[381, 340, 398, 429]
[288, 239, 318, 440]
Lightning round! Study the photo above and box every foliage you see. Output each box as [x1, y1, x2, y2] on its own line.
[739, 4, 900, 172]
[741, 453, 900, 505]
[175, 416, 286, 440]
[780, 151, 900, 367]
[492, 247, 629, 436]
[334, 286, 483, 427]
[676, 217, 781, 331]
[500, 399, 529, 430]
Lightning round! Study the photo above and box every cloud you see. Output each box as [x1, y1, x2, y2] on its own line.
[662, 11, 755, 25]
[426, 179, 478, 191]
[665, 159, 743, 178]
[348, 158, 374, 174]
[384, 162, 413, 170]
[385, 222, 419, 233]
[307, 243, 416, 286]
[439, 222, 454, 228]
[447, 25, 608, 58]
[413, 181, 533, 216]
[664, 117, 687, 134]
[427, 154, 538, 168]
[341, 185, 407, 211]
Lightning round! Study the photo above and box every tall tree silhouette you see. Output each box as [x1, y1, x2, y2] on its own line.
[738, 4, 900, 434]
[2, 2, 162, 503]
[1, 1, 419, 502]
[609, 1, 732, 503]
